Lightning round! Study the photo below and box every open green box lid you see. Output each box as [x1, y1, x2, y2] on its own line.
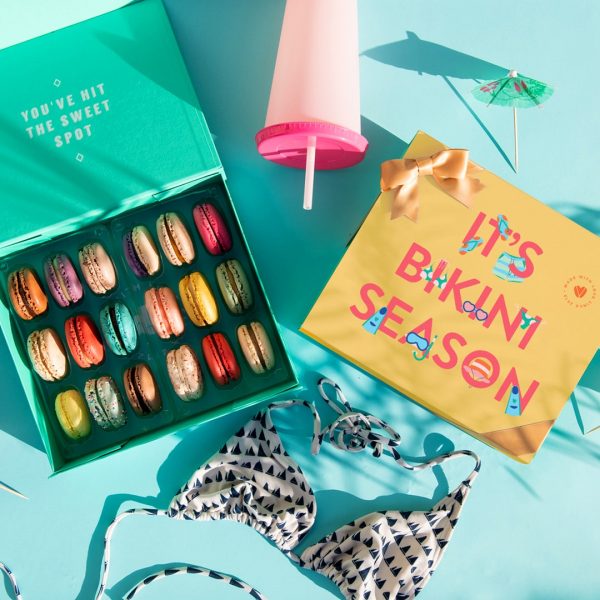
[0, 0, 221, 253]
[0, 0, 298, 473]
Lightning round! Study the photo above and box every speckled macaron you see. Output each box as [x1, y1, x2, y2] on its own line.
[8, 267, 48, 320]
[202, 332, 241, 385]
[193, 203, 232, 255]
[64, 314, 105, 368]
[27, 328, 68, 381]
[166, 344, 204, 401]
[237, 322, 276, 374]
[144, 287, 185, 339]
[79, 242, 117, 295]
[156, 212, 195, 266]
[84, 376, 127, 430]
[216, 259, 253, 314]
[43, 253, 83, 308]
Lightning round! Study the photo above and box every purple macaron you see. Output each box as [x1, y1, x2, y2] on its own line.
[123, 231, 147, 278]
[43, 254, 84, 308]
[123, 226, 161, 278]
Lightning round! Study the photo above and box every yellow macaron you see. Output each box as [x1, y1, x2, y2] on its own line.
[55, 389, 91, 440]
[179, 272, 218, 326]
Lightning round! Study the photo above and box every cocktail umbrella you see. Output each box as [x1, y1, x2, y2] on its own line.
[472, 70, 553, 171]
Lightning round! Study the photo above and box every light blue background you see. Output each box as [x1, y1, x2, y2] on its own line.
[0, 1, 598, 599]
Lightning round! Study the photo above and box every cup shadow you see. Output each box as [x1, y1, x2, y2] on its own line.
[363, 31, 514, 170]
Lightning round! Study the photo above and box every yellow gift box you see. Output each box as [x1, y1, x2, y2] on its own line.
[302, 131, 600, 463]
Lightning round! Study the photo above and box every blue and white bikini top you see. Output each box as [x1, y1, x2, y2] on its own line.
[85, 378, 480, 600]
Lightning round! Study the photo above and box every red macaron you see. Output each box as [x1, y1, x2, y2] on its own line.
[202, 332, 240, 385]
[193, 203, 232, 256]
[65, 314, 105, 368]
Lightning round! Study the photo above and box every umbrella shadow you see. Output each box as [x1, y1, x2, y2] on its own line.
[363, 32, 514, 170]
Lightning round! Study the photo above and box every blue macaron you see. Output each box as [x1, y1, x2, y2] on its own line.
[99, 302, 137, 356]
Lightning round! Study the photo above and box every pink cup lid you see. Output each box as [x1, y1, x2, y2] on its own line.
[255, 121, 368, 170]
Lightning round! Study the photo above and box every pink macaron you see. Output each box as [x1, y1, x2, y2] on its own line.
[144, 287, 185, 339]
[193, 203, 232, 255]
[44, 254, 83, 308]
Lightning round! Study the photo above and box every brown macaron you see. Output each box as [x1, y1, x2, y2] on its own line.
[123, 363, 162, 416]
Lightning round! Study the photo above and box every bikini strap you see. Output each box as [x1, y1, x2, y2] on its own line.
[317, 378, 481, 484]
[0, 562, 23, 600]
[123, 565, 268, 600]
[95, 508, 269, 600]
[266, 399, 322, 455]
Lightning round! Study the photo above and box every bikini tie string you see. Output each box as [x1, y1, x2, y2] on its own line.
[317, 378, 402, 458]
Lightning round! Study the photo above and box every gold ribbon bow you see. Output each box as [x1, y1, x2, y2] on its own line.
[380, 149, 484, 221]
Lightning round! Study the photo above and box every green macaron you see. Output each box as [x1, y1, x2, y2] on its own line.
[99, 302, 137, 356]
[216, 259, 253, 314]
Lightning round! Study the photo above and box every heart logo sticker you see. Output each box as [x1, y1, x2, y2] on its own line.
[563, 275, 596, 308]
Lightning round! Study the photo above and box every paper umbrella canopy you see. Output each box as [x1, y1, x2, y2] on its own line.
[472, 70, 554, 171]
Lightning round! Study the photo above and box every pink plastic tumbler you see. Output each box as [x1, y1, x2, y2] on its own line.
[255, 0, 368, 210]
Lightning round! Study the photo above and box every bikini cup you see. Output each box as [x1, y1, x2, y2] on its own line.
[88, 379, 480, 600]
[296, 380, 481, 600]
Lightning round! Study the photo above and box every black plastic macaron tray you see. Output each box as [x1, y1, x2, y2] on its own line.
[0, 178, 296, 465]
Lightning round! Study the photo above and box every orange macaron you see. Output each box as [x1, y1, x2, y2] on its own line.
[64, 314, 105, 368]
[8, 267, 48, 320]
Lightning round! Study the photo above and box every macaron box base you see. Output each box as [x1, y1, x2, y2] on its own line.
[0, 179, 296, 472]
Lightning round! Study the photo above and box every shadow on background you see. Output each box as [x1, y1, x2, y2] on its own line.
[77, 370, 458, 599]
[363, 31, 513, 169]
[75, 405, 256, 599]
[0, 330, 44, 453]
[269, 116, 408, 331]
[362, 31, 506, 80]
[549, 203, 600, 236]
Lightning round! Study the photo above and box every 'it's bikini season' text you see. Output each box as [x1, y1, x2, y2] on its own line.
[350, 211, 544, 412]
[19, 83, 109, 148]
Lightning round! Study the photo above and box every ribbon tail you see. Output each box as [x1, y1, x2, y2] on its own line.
[435, 174, 484, 208]
[390, 181, 420, 221]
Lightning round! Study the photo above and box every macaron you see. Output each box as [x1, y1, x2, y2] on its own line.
[156, 212, 195, 266]
[27, 328, 68, 381]
[123, 225, 161, 278]
[216, 259, 253, 314]
[43, 253, 83, 308]
[99, 302, 138, 355]
[166, 344, 203, 401]
[123, 363, 162, 416]
[79, 242, 117, 295]
[64, 314, 105, 368]
[55, 389, 91, 440]
[193, 203, 232, 255]
[202, 333, 241, 385]
[144, 287, 185, 339]
[8, 267, 48, 320]
[179, 272, 218, 327]
[237, 322, 276, 374]
[84, 376, 127, 430]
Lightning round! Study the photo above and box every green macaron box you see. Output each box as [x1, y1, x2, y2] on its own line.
[0, 177, 296, 470]
[0, 0, 298, 473]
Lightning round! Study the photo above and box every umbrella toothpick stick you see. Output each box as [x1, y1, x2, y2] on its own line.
[513, 106, 519, 172]
[472, 69, 553, 174]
